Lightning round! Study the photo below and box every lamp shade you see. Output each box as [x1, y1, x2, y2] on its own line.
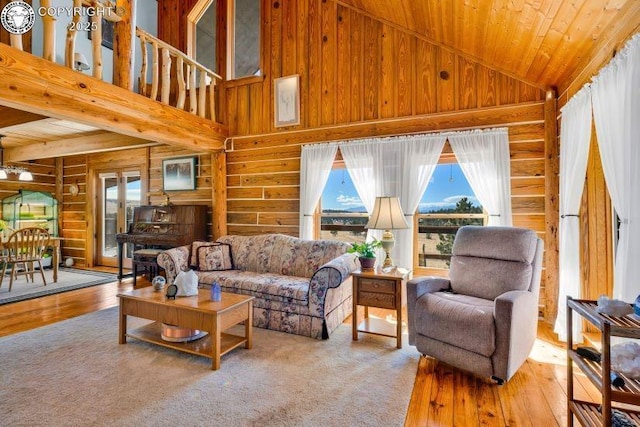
[18, 170, 33, 181]
[366, 196, 409, 230]
[74, 52, 90, 71]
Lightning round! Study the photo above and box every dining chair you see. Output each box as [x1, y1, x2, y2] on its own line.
[0, 227, 51, 291]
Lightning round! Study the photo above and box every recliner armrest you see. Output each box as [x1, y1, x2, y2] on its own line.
[493, 290, 539, 381]
[406, 277, 451, 345]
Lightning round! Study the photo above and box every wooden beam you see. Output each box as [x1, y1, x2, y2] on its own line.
[0, 106, 46, 128]
[4, 132, 158, 162]
[231, 102, 545, 148]
[212, 150, 227, 239]
[0, 43, 227, 151]
[544, 89, 560, 324]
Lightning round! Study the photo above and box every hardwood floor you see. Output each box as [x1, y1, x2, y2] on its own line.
[0, 271, 590, 426]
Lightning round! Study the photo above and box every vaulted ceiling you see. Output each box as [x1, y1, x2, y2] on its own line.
[337, 0, 640, 90]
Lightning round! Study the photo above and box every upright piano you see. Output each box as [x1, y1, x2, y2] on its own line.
[116, 205, 208, 279]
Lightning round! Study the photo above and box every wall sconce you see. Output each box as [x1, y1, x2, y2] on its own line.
[74, 52, 90, 72]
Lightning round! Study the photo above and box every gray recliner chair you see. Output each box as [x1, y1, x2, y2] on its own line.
[407, 225, 543, 384]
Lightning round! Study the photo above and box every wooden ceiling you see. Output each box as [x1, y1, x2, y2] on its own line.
[337, 0, 640, 90]
[0, 110, 157, 162]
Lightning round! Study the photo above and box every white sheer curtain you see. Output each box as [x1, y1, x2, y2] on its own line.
[299, 143, 338, 240]
[592, 33, 640, 303]
[340, 134, 445, 268]
[395, 135, 446, 269]
[448, 128, 512, 226]
[553, 85, 593, 342]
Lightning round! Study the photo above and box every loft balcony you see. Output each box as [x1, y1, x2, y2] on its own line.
[0, 0, 227, 162]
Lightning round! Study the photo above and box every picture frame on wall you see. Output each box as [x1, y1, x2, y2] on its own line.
[162, 157, 197, 191]
[274, 75, 300, 127]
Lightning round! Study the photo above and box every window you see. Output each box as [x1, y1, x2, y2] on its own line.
[189, 0, 218, 73]
[188, 0, 261, 79]
[228, 0, 261, 78]
[320, 168, 367, 244]
[318, 161, 484, 271]
[417, 163, 485, 269]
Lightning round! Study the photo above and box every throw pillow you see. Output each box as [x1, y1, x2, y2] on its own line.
[190, 241, 217, 269]
[196, 244, 233, 271]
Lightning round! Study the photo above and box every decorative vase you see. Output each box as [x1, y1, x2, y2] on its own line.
[634, 295, 640, 317]
[152, 275, 166, 291]
[359, 256, 376, 271]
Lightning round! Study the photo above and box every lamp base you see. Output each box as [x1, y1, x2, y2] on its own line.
[380, 229, 395, 268]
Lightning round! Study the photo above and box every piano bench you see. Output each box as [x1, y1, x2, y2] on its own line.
[132, 248, 164, 288]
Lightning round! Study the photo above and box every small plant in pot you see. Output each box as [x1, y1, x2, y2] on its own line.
[348, 239, 382, 271]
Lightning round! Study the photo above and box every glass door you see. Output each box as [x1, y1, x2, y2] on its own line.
[97, 170, 141, 267]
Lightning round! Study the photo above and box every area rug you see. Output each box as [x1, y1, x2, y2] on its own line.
[0, 307, 419, 426]
[0, 268, 117, 305]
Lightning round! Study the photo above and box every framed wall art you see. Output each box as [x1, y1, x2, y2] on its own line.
[274, 75, 300, 127]
[162, 157, 197, 191]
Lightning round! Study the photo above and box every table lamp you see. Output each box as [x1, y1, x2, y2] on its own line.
[366, 196, 409, 268]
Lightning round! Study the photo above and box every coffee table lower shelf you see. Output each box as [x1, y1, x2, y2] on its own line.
[127, 322, 248, 361]
[569, 399, 640, 427]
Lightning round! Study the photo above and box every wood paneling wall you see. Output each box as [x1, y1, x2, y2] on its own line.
[61, 155, 88, 267]
[56, 145, 214, 268]
[224, 0, 544, 136]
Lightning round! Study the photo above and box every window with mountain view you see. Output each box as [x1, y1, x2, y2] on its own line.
[319, 163, 485, 269]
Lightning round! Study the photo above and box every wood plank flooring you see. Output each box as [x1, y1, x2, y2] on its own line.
[0, 269, 592, 426]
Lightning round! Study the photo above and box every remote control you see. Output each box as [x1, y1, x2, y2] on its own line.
[576, 346, 601, 363]
[611, 372, 625, 388]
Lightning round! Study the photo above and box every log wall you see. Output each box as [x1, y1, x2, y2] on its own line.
[56, 145, 214, 268]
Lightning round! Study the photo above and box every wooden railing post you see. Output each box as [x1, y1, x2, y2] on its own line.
[65, 0, 82, 68]
[41, 0, 56, 62]
[90, 1, 103, 78]
[135, 27, 222, 122]
[113, 0, 136, 90]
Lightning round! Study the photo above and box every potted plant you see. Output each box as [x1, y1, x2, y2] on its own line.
[348, 239, 382, 271]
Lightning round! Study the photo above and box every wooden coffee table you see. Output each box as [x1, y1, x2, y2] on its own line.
[118, 287, 254, 370]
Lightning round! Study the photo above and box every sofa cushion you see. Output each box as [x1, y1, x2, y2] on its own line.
[196, 244, 233, 271]
[217, 234, 350, 278]
[197, 270, 310, 303]
[414, 291, 496, 357]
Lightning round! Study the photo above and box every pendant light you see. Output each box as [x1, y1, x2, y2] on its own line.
[0, 137, 33, 181]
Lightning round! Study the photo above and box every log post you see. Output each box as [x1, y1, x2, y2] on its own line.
[138, 34, 147, 95]
[212, 151, 227, 239]
[545, 88, 560, 324]
[113, 0, 136, 90]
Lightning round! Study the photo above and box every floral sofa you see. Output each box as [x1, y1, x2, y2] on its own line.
[156, 234, 358, 339]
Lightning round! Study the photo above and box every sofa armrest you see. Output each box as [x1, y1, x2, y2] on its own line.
[493, 290, 539, 381]
[307, 253, 358, 317]
[156, 245, 191, 284]
[406, 277, 451, 345]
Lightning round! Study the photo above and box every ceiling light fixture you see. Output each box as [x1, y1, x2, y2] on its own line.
[0, 137, 33, 181]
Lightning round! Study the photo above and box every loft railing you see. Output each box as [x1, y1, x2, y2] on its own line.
[6, 0, 222, 122]
[136, 28, 222, 121]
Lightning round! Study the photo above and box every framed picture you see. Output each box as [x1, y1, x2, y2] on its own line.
[162, 157, 197, 191]
[274, 75, 300, 127]
[87, 18, 114, 50]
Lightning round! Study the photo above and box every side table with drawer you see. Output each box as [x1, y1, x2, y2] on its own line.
[352, 268, 410, 348]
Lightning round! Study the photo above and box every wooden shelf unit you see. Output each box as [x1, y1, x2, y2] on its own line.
[567, 298, 640, 426]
